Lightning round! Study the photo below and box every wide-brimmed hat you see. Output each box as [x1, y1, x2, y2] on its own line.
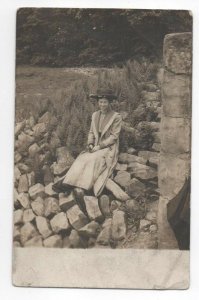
[89, 88, 117, 101]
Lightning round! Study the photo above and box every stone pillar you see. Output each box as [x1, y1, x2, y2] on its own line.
[158, 33, 192, 249]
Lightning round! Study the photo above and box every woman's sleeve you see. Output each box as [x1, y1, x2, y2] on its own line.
[99, 114, 122, 149]
[87, 116, 95, 146]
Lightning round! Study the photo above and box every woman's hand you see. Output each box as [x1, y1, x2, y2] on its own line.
[91, 145, 100, 152]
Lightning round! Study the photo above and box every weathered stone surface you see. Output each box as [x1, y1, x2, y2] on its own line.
[13, 241, 21, 247]
[49, 132, 61, 150]
[110, 200, 122, 212]
[139, 219, 151, 230]
[66, 204, 89, 230]
[99, 195, 110, 217]
[114, 171, 131, 188]
[18, 174, 29, 193]
[43, 235, 63, 248]
[29, 183, 45, 199]
[118, 153, 147, 165]
[51, 162, 70, 176]
[128, 162, 157, 181]
[145, 211, 157, 222]
[111, 210, 126, 241]
[158, 152, 190, 200]
[17, 193, 30, 209]
[36, 216, 52, 238]
[42, 164, 54, 186]
[44, 183, 57, 197]
[28, 143, 40, 157]
[125, 199, 140, 212]
[69, 230, 87, 248]
[33, 122, 47, 138]
[141, 91, 160, 102]
[137, 121, 160, 132]
[150, 224, 158, 232]
[14, 166, 21, 181]
[148, 156, 159, 169]
[138, 150, 159, 161]
[44, 197, 60, 218]
[31, 196, 44, 216]
[24, 235, 43, 247]
[20, 222, 38, 245]
[17, 163, 31, 174]
[84, 196, 103, 222]
[96, 218, 112, 245]
[161, 115, 191, 154]
[29, 116, 36, 128]
[152, 131, 161, 143]
[162, 70, 191, 118]
[50, 212, 70, 233]
[127, 147, 137, 155]
[56, 146, 74, 166]
[15, 152, 22, 163]
[27, 171, 35, 187]
[14, 209, 23, 225]
[143, 83, 158, 92]
[17, 132, 35, 152]
[78, 221, 101, 238]
[23, 209, 36, 223]
[164, 32, 192, 74]
[38, 112, 52, 124]
[152, 143, 161, 152]
[59, 192, 76, 211]
[15, 121, 26, 137]
[115, 163, 128, 171]
[105, 178, 130, 201]
[126, 178, 145, 199]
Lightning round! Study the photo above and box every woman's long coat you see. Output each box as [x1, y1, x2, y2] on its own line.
[63, 109, 122, 196]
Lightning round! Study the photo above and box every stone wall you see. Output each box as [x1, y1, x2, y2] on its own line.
[158, 33, 192, 248]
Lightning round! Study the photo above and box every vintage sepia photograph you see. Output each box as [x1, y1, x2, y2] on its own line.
[13, 8, 192, 288]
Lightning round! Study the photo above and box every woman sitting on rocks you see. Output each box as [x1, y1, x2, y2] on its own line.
[52, 87, 129, 204]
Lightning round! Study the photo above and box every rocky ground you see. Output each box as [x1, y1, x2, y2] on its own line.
[14, 78, 162, 249]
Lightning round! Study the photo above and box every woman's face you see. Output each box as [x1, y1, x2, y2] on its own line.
[98, 97, 110, 113]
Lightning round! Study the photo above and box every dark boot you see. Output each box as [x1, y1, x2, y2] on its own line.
[73, 187, 88, 216]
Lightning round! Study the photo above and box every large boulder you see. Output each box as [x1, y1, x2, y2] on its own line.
[36, 216, 52, 238]
[17, 193, 30, 209]
[59, 192, 76, 211]
[31, 196, 45, 216]
[126, 178, 146, 199]
[24, 236, 43, 247]
[50, 212, 70, 233]
[138, 150, 158, 161]
[23, 209, 36, 223]
[84, 196, 104, 222]
[118, 153, 147, 165]
[20, 222, 39, 245]
[17, 132, 35, 152]
[28, 143, 40, 157]
[68, 230, 88, 248]
[78, 221, 101, 238]
[29, 183, 45, 200]
[128, 162, 158, 181]
[33, 123, 47, 138]
[43, 235, 63, 248]
[96, 218, 112, 246]
[15, 121, 26, 137]
[98, 195, 111, 217]
[44, 197, 60, 218]
[114, 171, 131, 188]
[111, 210, 126, 241]
[66, 204, 89, 230]
[163, 32, 192, 74]
[44, 183, 57, 197]
[14, 209, 23, 225]
[18, 174, 29, 193]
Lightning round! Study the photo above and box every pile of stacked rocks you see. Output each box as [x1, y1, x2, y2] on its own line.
[14, 79, 162, 249]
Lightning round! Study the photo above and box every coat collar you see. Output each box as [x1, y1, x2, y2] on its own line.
[93, 109, 117, 138]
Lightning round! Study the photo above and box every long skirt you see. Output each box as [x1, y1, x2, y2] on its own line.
[62, 148, 109, 191]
